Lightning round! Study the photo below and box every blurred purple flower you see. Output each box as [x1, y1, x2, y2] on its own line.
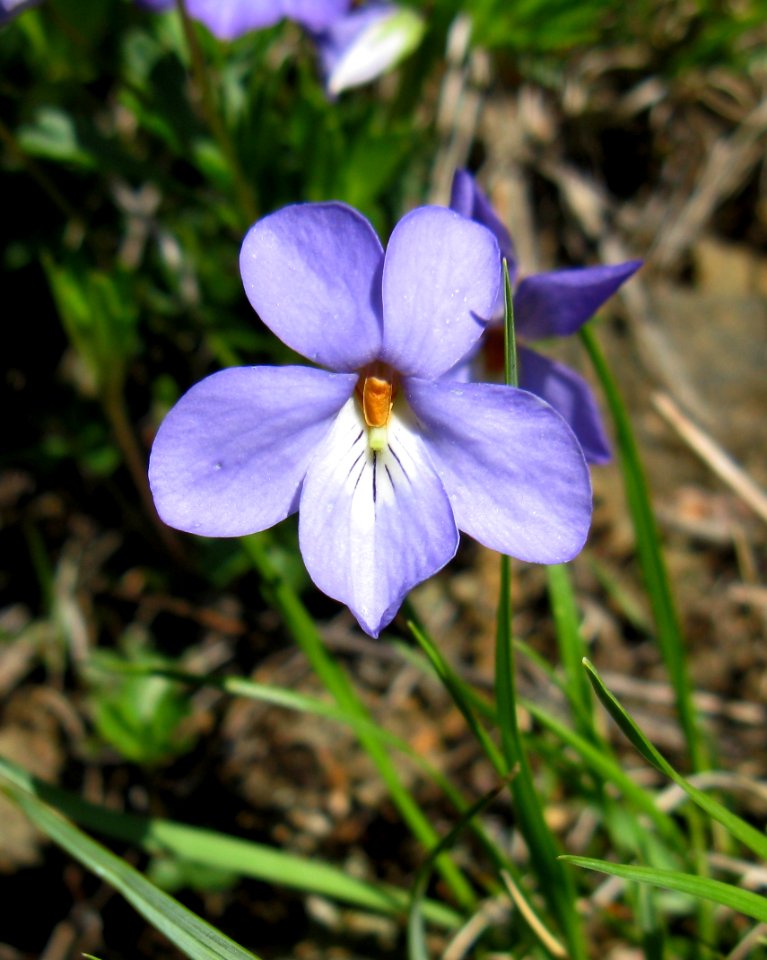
[0, 0, 40, 24]
[149, 202, 592, 636]
[314, 4, 425, 96]
[138, 0, 350, 39]
[450, 169, 642, 464]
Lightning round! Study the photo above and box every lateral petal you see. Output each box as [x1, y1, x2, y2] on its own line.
[240, 202, 384, 371]
[380, 206, 500, 379]
[299, 399, 459, 636]
[149, 366, 356, 537]
[518, 346, 611, 464]
[406, 378, 592, 563]
[514, 261, 642, 340]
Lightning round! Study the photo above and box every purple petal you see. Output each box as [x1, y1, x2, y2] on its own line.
[406, 378, 592, 563]
[240, 202, 384, 372]
[380, 206, 500, 379]
[136, 0, 173, 8]
[449, 169, 516, 281]
[514, 260, 642, 341]
[284, 0, 350, 31]
[183, 0, 283, 37]
[299, 399, 459, 636]
[518, 346, 611, 464]
[0, 0, 41, 22]
[149, 366, 356, 537]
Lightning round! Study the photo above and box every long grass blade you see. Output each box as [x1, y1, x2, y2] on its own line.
[242, 533, 476, 911]
[0, 756, 461, 929]
[562, 856, 767, 924]
[583, 659, 767, 861]
[3, 781, 262, 960]
[407, 781, 507, 960]
[496, 262, 587, 959]
[580, 324, 707, 772]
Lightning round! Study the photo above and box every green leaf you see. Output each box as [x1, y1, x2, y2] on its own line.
[408, 781, 507, 960]
[242, 534, 476, 912]
[89, 652, 194, 766]
[583, 659, 767, 861]
[43, 256, 140, 397]
[522, 698, 684, 846]
[0, 755, 460, 930]
[561, 856, 767, 924]
[580, 325, 706, 772]
[17, 107, 95, 168]
[3, 783, 262, 960]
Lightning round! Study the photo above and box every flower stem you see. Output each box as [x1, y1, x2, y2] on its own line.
[495, 262, 587, 958]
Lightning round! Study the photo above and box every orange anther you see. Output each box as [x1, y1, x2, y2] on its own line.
[362, 376, 393, 428]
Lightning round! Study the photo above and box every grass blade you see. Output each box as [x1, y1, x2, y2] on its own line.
[0, 756, 460, 929]
[496, 264, 586, 959]
[408, 782, 507, 960]
[562, 856, 767, 924]
[3, 782, 262, 960]
[242, 533, 476, 911]
[583, 659, 767, 861]
[546, 563, 595, 737]
[580, 324, 707, 772]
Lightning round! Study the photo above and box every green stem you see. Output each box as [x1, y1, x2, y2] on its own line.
[494, 264, 586, 958]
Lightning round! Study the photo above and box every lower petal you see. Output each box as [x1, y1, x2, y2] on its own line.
[406, 378, 592, 563]
[518, 346, 611, 464]
[149, 366, 356, 537]
[299, 399, 459, 636]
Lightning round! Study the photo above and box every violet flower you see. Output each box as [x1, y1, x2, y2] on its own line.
[149, 202, 592, 636]
[0, 0, 40, 23]
[450, 169, 642, 464]
[138, 0, 350, 39]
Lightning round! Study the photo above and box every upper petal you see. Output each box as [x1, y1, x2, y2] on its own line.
[299, 398, 459, 636]
[449, 169, 516, 281]
[283, 0, 349, 31]
[514, 260, 642, 340]
[518, 345, 611, 465]
[240, 202, 384, 371]
[149, 365, 356, 537]
[380, 206, 500, 379]
[406, 378, 592, 563]
[184, 0, 284, 37]
[0, 0, 40, 23]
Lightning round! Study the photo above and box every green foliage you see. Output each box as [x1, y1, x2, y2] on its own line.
[88, 644, 195, 766]
[43, 256, 141, 398]
[0, 772, 263, 960]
